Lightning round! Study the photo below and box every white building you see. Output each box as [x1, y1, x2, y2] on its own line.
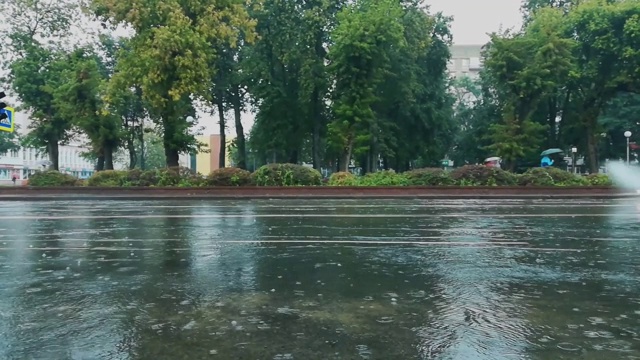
[0, 144, 97, 184]
[448, 45, 483, 79]
[0, 111, 99, 184]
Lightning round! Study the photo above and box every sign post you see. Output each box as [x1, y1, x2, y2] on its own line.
[0, 107, 15, 133]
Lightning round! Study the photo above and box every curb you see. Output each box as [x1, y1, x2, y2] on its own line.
[0, 186, 635, 200]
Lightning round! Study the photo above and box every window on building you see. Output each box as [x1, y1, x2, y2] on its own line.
[11, 150, 18, 158]
[470, 57, 481, 69]
[461, 59, 469, 68]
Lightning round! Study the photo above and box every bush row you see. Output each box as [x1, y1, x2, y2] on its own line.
[28, 163, 322, 187]
[328, 166, 612, 187]
[28, 164, 612, 187]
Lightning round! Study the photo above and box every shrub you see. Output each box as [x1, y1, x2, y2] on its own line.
[518, 167, 588, 186]
[328, 171, 358, 186]
[404, 168, 454, 186]
[450, 165, 517, 186]
[206, 167, 252, 186]
[87, 170, 128, 187]
[155, 167, 205, 187]
[252, 163, 322, 186]
[28, 171, 78, 187]
[585, 173, 613, 186]
[356, 170, 409, 186]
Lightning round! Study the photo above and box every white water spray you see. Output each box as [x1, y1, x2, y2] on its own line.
[606, 161, 640, 193]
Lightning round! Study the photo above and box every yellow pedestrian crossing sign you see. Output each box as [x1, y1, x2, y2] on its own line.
[0, 107, 15, 133]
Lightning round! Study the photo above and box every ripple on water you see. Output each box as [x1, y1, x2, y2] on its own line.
[557, 342, 581, 351]
[376, 317, 394, 324]
[355, 344, 372, 359]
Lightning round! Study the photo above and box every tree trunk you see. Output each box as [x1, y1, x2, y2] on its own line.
[311, 87, 322, 170]
[163, 109, 180, 168]
[217, 100, 226, 169]
[96, 151, 105, 171]
[339, 139, 353, 172]
[48, 141, 59, 171]
[547, 98, 558, 148]
[586, 125, 599, 173]
[288, 150, 298, 164]
[232, 88, 247, 169]
[139, 125, 146, 170]
[104, 145, 114, 170]
[165, 147, 179, 168]
[128, 136, 137, 170]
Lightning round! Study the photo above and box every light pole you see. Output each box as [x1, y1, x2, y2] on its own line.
[571, 147, 577, 173]
[624, 131, 632, 165]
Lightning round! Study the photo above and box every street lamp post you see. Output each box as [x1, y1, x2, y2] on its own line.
[624, 131, 632, 165]
[571, 147, 577, 173]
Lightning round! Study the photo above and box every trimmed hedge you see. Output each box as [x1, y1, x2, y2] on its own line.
[450, 165, 518, 186]
[404, 168, 454, 186]
[518, 167, 588, 186]
[26, 165, 615, 187]
[206, 167, 252, 186]
[28, 171, 78, 187]
[252, 163, 322, 186]
[328, 172, 358, 186]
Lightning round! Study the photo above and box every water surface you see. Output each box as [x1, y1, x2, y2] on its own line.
[1, 198, 640, 359]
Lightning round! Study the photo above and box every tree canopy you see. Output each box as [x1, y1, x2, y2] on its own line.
[1, 0, 639, 174]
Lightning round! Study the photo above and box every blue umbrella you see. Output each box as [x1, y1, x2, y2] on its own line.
[540, 148, 563, 156]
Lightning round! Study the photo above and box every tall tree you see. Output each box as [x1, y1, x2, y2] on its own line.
[481, 8, 574, 170]
[54, 48, 122, 170]
[327, 0, 405, 172]
[10, 44, 74, 171]
[2, 0, 81, 171]
[564, 0, 640, 172]
[92, 0, 255, 167]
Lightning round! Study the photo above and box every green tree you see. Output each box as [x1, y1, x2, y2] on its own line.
[327, 0, 405, 172]
[10, 44, 74, 171]
[0, 129, 21, 154]
[563, 0, 640, 172]
[92, 0, 255, 167]
[54, 48, 122, 170]
[482, 8, 574, 170]
[384, 6, 454, 170]
[99, 35, 149, 170]
[2, 0, 80, 171]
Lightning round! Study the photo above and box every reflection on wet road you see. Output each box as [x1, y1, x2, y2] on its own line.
[1, 198, 640, 359]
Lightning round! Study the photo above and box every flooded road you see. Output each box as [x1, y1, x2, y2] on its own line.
[1, 198, 640, 359]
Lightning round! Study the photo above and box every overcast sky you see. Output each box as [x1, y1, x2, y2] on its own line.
[202, 0, 524, 136]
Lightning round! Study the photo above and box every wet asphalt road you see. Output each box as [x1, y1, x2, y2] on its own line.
[1, 198, 640, 359]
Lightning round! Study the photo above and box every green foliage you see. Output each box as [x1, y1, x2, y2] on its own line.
[92, 0, 256, 167]
[585, 173, 613, 186]
[356, 170, 409, 186]
[450, 165, 518, 186]
[328, 0, 406, 170]
[0, 131, 21, 154]
[206, 168, 252, 186]
[86, 170, 128, 187]
[28, 171, 78, 187]
[252, 164, 322, 186]
[404, 168, 454, 186]
[328, 172, 358, 186]
[518, 167, 588, 186]
[155, 168, 205, 187]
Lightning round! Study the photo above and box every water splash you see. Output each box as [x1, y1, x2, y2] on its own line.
[606, 161, 640, 191]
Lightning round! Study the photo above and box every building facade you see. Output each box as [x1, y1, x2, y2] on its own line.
[193, 134, 235, 175]
[0, 144, 97, 185]
[448, 45, 483, 79]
